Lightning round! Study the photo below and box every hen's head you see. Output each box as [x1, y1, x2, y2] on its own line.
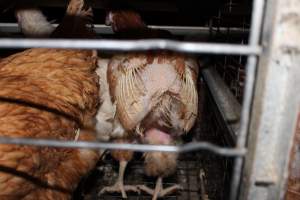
[105, 10, 146, 33]
[144, 151, 178, 177]
[142, 128, 178, 177]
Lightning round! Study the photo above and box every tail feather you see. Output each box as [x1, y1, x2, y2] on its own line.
[51, 0, 95, 38]
[66, 0, 93, 23]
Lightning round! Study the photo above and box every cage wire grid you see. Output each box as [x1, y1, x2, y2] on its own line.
[0, 0, 263, 156]
[0, 0, 266, 199]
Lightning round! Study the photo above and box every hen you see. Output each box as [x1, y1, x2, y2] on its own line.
[102, 10, 199, 200]
[96, 56, 140, 199]
[0, 0, 100, 199]
[105, 10, 173, 39]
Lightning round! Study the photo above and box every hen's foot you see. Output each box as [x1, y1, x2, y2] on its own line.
[98, 161, 139, 198]
[138, 177, 182, 200]
[99, 182, 140, 198]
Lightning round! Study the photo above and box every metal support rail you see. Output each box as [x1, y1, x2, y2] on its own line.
[240, 0, 300, 198]
[0, 136, 246, 157]
[202, 67, 241, 141]
[229, 0, 265, 198]
[0, 38, 261, 55]
[0, 23, 249, 36]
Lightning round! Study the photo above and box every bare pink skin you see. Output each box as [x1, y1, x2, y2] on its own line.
[144, 128, 172, 145]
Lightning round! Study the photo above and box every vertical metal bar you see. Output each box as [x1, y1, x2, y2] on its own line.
[229, 56, 257, 200]
[239, 0, 300, 198]
[229, 0, 265, 198]
[248, 0, 265, 46]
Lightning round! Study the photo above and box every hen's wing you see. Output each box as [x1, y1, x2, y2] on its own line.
[107, 52, 198, 134]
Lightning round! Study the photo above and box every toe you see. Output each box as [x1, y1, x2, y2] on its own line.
[137, 185, 155, 195]
[159, 184, 183, 197]
[124, 185, 140, 194]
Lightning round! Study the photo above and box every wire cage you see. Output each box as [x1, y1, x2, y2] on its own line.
[0, 0, 299, 200]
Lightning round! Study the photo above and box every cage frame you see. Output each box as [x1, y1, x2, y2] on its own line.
[240, 0, 300, 199]
[0, 0, 299, 199]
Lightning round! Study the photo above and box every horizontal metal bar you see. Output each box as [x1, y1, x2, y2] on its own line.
[0, 38, 261, 55]
[0, 136, 246, 157]
[202, 67, 241, 141]
[0, 23, 249, 36]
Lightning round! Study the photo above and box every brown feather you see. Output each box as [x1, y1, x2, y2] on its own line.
[0, 103, 99, 199]
[144, 152, 177, 178]
[0, 48, 99, 128]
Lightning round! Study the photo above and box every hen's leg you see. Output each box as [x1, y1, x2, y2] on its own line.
[99, 160, 139, 198]
[138, 177, 182, 200]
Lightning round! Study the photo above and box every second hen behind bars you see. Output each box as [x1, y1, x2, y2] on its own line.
[98, 10, 199, 200]
[0, 0, 100, 199]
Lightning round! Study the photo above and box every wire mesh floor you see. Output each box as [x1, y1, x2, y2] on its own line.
[73, 149, 230, 200]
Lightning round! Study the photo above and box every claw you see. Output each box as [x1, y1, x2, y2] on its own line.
[99, 182, 140, 198]
[98, 161, 140, 198]
[137, 177, 182, 200]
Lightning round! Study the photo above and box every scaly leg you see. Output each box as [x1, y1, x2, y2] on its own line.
[98, 160, 139, 198]
[138, 177, 182, 200]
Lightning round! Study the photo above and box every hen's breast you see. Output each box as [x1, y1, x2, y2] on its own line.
[108, 52, 199, 136]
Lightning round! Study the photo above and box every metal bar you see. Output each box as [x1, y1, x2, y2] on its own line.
[240, 0, 300, 198]
[230, 56, 258, 200]
[0, 23, 250, 36]
[229, 0, 265, 198]
[248, 1, 265, 46]
[202, 67, 241, 140]
[0, 136, 246, 157]
[0, 38, 261, 55]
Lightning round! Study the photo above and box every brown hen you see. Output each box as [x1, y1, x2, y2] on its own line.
[0, 0, 100, 199]
[102, 10, 199, 200]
